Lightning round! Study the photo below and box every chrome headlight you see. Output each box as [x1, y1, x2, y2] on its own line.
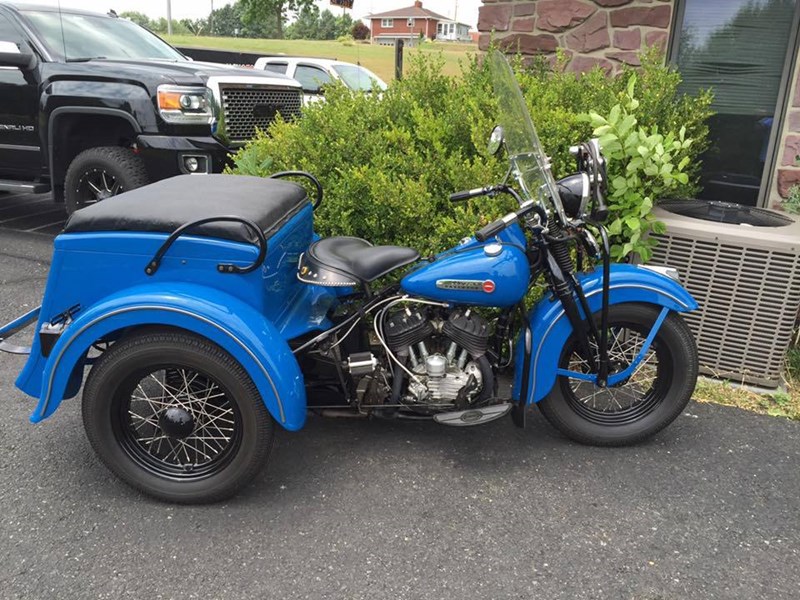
[156, 85, 214, 125]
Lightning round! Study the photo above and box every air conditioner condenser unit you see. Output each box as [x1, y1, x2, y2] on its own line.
[646, 200, 800, 387]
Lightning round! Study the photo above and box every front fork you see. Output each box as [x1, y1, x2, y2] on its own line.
[543, 221, 612, 382]
[524, 223, 669, 400]
[548, 223, 669, 386]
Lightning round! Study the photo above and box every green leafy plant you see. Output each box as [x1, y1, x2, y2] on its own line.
[587, 74, 697, 261]
[783, 184, 800, 215]
[231, 48, 712, 260]
[231, 53, 510, 257]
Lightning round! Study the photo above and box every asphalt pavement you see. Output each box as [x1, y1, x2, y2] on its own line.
[1, 200, 799, 599]
[0, 191, 66, 235]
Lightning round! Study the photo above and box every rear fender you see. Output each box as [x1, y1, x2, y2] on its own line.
[20, 283, 306, 430]
[513, 264, 698, 405]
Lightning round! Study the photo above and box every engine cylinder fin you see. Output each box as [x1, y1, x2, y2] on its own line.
[443, 310, 490, 357]
[385, 309, 434, 352]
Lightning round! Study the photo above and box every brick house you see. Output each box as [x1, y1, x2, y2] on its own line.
[477, 0, 800, 210]
[367, 1, 470, 46]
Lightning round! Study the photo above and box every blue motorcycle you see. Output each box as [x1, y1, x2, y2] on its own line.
[0, 52, 698, 503]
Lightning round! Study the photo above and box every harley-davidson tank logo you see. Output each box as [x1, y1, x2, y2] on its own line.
[436, 279, 495, 293]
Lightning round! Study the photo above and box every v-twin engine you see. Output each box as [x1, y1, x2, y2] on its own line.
[384, 307, 491, 406]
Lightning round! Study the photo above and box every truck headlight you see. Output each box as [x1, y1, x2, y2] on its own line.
[157, 85, 213, 125]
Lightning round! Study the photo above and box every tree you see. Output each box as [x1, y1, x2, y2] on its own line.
[209, 3, 244, 37]
[180, 18, 208, 36]
[333, 13, 354, 38]
[239, 0, 314, 39]
[351, 21, 370, 41]
[317, 9, 337, 40]
[286, 4, 320, 40]
[120, 11, 153, 29]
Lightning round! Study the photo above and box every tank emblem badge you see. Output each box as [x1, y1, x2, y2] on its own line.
[436, 279, 496, 293]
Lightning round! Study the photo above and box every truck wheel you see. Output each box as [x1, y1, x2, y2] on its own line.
[82, 330, 275, 504]
[64, 146, 149, 215]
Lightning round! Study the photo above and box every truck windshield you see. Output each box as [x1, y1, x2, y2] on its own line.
[22, 11, 185, 62]
[331, 64, 387, 92]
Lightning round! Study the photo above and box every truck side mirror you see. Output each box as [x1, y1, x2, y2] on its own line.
[0, 41, 36, 70]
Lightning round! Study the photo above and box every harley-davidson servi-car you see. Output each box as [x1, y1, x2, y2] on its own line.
[1, 52, 698, 503]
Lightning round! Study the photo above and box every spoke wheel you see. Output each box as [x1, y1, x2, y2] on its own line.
[538, 303, 698, 446]
[83, 330, 274, 503]
[75, 168, 123, 207]
[115, 367, 243, 480]
[563, 322, 665, 425]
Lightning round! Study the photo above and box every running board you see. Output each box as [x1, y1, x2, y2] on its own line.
[434, 403, 512, 427]
[0, 179, 50, 194]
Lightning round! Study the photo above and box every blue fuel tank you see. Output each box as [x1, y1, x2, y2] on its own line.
[401, 241, 530, 308]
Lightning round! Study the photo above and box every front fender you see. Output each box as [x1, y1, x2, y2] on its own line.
[18, 283, 306, 430]
[513, 263, 698, 405]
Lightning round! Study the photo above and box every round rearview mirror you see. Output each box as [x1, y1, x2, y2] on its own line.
[487, 125, 505, 156]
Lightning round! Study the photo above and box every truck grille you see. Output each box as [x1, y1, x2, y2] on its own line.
[220, 86, 302, 144]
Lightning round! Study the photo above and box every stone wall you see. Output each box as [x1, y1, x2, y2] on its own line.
[773, 52, 800, 205]
[477, 0, 674, 74]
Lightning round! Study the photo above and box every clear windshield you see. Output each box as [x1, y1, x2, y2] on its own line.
[488, 50, 564, 220]
[23, 11, 185, 62]
[332, 64, 387, 92]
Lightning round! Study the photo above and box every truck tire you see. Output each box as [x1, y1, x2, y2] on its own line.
[64, 146, 149, 215]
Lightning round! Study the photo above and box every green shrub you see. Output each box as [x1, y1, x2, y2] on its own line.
[231, 49, 712, 259]
[783, 185, 800, 215]
[587, 75, 697, 261]
[232, 53, 510, 257]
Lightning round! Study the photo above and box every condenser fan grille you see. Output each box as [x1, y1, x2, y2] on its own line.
[650, 231, 800, 385]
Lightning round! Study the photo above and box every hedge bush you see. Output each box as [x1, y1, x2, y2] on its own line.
[231, 49, 713, 259]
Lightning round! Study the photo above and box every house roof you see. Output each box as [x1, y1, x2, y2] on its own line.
[367, 4, 450, 21]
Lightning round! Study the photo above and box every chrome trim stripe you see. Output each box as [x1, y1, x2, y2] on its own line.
[527, 284, 689, 402]
[0, 143, 39, 151]
[38, 305, 287, 423]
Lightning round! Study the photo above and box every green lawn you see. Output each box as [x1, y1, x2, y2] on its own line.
[164, 36, 479, 82]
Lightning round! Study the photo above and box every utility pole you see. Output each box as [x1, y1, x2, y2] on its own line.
[210, 0, 214, 35]
[166, 0, 172, 35]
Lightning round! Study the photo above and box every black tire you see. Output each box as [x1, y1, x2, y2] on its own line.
[82, 330, 274, 503]
[64, 146, 149, 215]
[538, 303, 697, 446]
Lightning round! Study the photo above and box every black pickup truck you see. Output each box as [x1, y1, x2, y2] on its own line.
[0, 2, 303, 214]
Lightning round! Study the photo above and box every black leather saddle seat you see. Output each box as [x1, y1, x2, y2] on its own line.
[307, 237, 419, 283]
[63, 174, 309, 244]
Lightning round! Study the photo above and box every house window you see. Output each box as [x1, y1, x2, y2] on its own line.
[407, 18, 415, 28]
[381, 18, 393, 28]
[671, 0, 800, 206]
[436, 23, 442, 35]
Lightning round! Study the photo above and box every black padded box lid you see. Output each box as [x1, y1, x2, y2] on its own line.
[63, 174, 309, 244]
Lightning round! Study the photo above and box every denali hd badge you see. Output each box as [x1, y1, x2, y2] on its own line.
[436, 279, 495, 293]
[0, 124, 34, 132]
